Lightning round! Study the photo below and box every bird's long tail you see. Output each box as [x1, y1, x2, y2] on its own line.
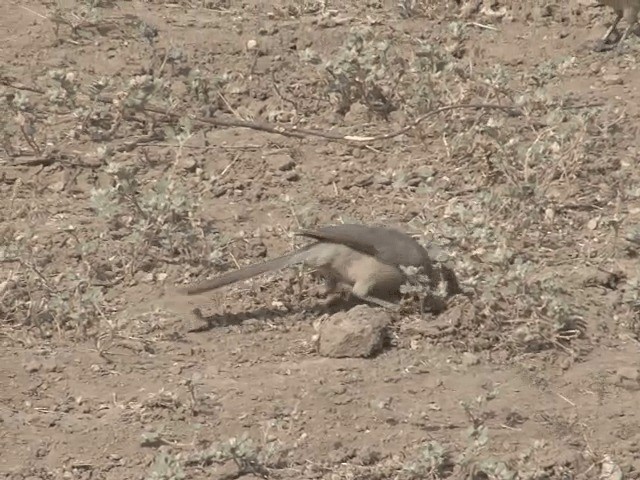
[181, 247, 314, 295]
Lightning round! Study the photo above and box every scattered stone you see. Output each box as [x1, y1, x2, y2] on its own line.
[42, 359, 60, 373]
[271, 154, 296, 171]
[602, 74, 623, 86]
[48, 180, 66, 192]
[615, 366, 640, 386]
[318, 305, 390, 358]
[24, 359, 42, 373]
[559, 357, 573, 371]
[353, 174, 374, 187]
[284, 171, 300, 182]
[399, 318, 433, 337]
[358, 447, 381, 466]
[461, 352, 480, 367]
[46, 170, 67, 192]
[601, 454, 623, 480]
[344, 102, 368, 123]
[177, 156, 197, 172]
[587, 217, 599, 230]
[327, 446, 356, 464]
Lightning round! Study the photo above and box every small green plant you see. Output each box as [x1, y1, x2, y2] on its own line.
[90, 162, 221, 278]
[400, 391, 566, 479]
[183, 433, 282, 478]
[0, 226, 107, 337]
[304, 23, 481, 120]
[147, 448, 185, 480]
[402, 441, 455, 478]
[321, 26, 399, 116]
[397, 0, 429, 18]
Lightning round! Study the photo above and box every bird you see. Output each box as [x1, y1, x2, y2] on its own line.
[180, 223, 446, 310]
[594, 0, 640, 51]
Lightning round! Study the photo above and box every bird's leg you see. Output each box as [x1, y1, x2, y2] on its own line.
[594, 11, 623, 52]
[615, 22, 636, 52]
[603, 11, 623, 44]
[357, 294, 401, 311]
[351, 281, 401, 311]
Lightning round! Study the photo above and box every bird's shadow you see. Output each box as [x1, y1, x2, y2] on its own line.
[187, 296, 365, 333]
[185, 292, 458, 333]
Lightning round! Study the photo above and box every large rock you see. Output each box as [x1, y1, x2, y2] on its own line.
[318, 305, 391, 358]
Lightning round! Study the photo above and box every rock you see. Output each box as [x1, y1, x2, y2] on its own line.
[48, 180, 66, 192]
[318, 305, 390, 358]
[615, 367, 640, 387]
[284, 171, 300, 182]
[42, 358, 60, 373]
[178, 156, 197, 172]
[602, 74, 623, 86]
[344, 102, 369, 124]
[461, 352, 480, 367]
[358, 447, 381, 466]
[24, 359, 42, 373]
[559, 357, 573, 371]
[399, 318, 432, 337]
[270, 154, 296, 171]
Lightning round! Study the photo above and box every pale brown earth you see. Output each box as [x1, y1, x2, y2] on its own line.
[2, 0, 640, 479]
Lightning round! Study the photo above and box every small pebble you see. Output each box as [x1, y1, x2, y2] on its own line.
[24, 360, 42, 373]
[461, 352, 480, 367]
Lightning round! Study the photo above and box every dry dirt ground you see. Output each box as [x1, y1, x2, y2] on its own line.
[2, 0, 640, 479]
